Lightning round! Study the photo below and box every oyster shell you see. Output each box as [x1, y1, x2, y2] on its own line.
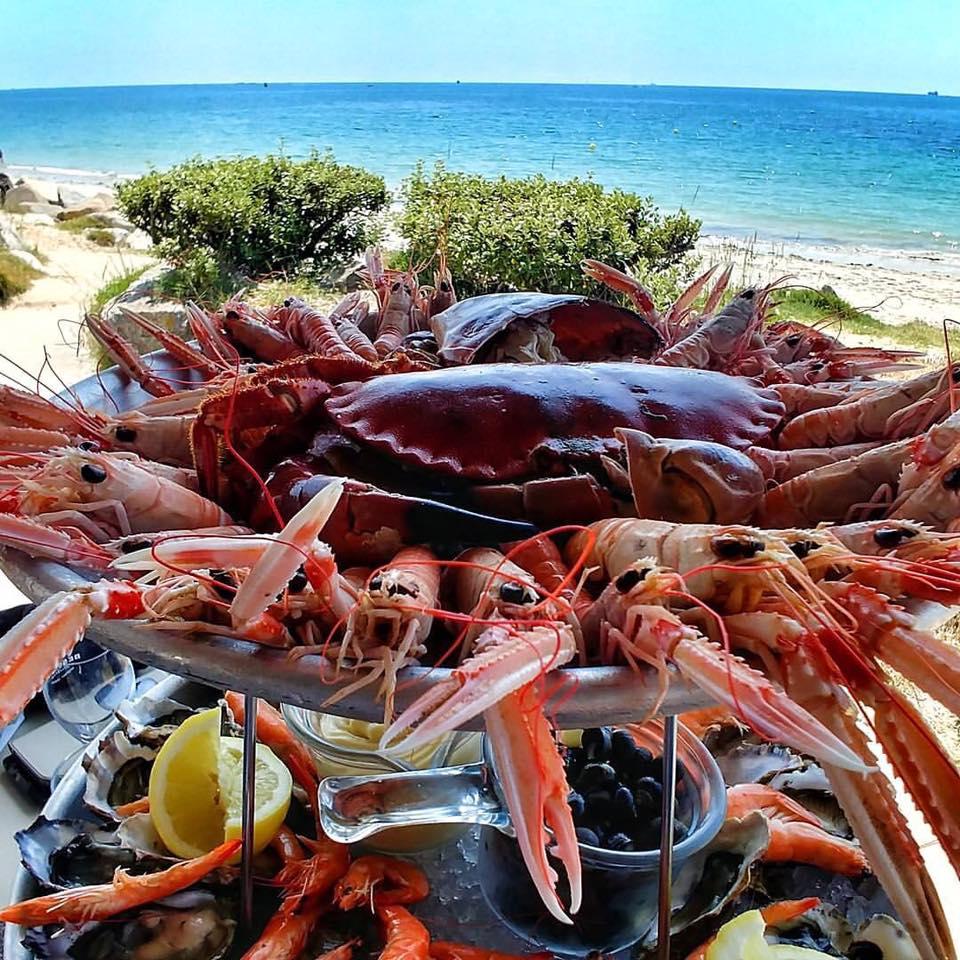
[21, 889, 236, 960]
[116, 696, 195, 748]
[852, 915, 921, 959]
[637, 813, 770, 953]
[82, 730, 157, 821]
[15, 817, 148, 891]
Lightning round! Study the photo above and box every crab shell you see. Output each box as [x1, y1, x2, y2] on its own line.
[428, 292, 663, 364]
[21, 889, 236, 960]
[325, 362, 785, 482]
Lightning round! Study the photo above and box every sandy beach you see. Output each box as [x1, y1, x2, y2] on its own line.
[0, 214, 154, 386]
[699, 232, 960, 330]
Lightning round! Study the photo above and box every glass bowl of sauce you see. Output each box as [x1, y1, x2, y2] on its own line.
[282, 705, 482, 853]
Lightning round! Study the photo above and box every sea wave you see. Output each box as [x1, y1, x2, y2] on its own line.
[2, 163, 128, 186]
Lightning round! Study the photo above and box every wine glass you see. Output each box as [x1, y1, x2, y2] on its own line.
[42, 637, 136, 788]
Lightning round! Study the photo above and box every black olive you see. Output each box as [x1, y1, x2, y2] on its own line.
[289, 569, 308, 593]
[789, 539, 820, 559]
[567, 791, 586, 820]
[584, 789, 613, 820]
[581, 727, 613, 761]
[77, 440, 100, 452]
[633, 787, 656, 814]
[712, 535, 763, 560]
[119, 538, 151, 554]
[499, 581, 533, 604]
[615, 567, 648, 593]
[637, 776, 663, 802]
[612, 785, 636, 822]
[114, 426, 137, 443]
[605, 832, 635, 852]
[575, 827, 600, 847]
[80, 463, 107, 484]
[610, 729, 637, 768]
[943, 466, 960, 490]
[577, 763, 617, 792]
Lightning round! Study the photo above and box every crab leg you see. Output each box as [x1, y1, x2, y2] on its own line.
[379, 622, 577, 754]
[485, 683, 581, 925]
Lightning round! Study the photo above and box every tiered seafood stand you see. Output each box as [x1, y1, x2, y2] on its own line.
[0, 336, 937, 959]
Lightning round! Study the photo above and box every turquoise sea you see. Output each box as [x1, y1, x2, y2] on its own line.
[0, 83, 958, 251]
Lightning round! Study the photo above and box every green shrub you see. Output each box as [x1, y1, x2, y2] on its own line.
[153, 246, 240, 305]
[397, 163, 700, 296]
[0, 251, 41, 305]
[118, 152, 388, 277]
[58, 215, 102, 233]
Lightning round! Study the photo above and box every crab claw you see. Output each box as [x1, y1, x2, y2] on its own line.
[0, 581, 145, 726]
[486, 684, 582, 924]
[379, 622, 577, 754]
[230, 481, 344, 629]
[615, 428, 765, 524]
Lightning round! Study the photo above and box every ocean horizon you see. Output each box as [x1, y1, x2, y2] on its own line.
[1, 82, 958, 253]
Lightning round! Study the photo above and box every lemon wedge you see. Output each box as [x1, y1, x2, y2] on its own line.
[148, 706, 292, 860]
[706, 910, 834, 960]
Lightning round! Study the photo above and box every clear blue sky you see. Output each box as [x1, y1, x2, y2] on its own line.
[2, 0, 957, 94]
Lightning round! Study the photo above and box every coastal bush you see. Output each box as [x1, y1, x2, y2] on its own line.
[0, 252, 41, 305]
[398, 163, 700, 296]
[118, 153, 388, 277]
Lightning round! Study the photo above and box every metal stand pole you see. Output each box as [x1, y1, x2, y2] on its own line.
[240, 693, 258, 930]
[657, 714, 679, 960]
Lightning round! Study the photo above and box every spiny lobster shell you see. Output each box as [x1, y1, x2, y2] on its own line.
[429, 293, 663, 363]
[325, 362, 784, 481]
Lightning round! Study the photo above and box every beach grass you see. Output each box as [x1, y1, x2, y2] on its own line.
[57, 215, 102, 233]
[90, 265, 152, 316]
[774, 287, 958, 352]
[0, 251, 42, 306]
[246, 276, 339, 310]
[86, 228, 115, 247]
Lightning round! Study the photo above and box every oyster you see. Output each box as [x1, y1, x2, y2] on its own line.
[21, 889, 236, 960]
[16, 817, 146, 890]
[117, 696, 195, 748]
[637, 813, 770, 954]
[82, 730, 157, 821]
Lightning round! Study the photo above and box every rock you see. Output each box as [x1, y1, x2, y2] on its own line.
[86, 211, 134, 230]
[120, 229, 154, 252]
[101, 265, 189, 351]
[13, 178, 61, 205]
[3, 183, 54, 213]
[5, 249, 44, 272]
[56, 186, 115, 208]
[0, 215, 26, 252]
[20, 213, 58, 227]
[58, 195, 114, 221]
[0, 173, 13, 202]
[328, 256, 366, 290]
[15, 201, 64, 218]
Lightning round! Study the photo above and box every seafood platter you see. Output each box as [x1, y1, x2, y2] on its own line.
[0, 252, 959, 957]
